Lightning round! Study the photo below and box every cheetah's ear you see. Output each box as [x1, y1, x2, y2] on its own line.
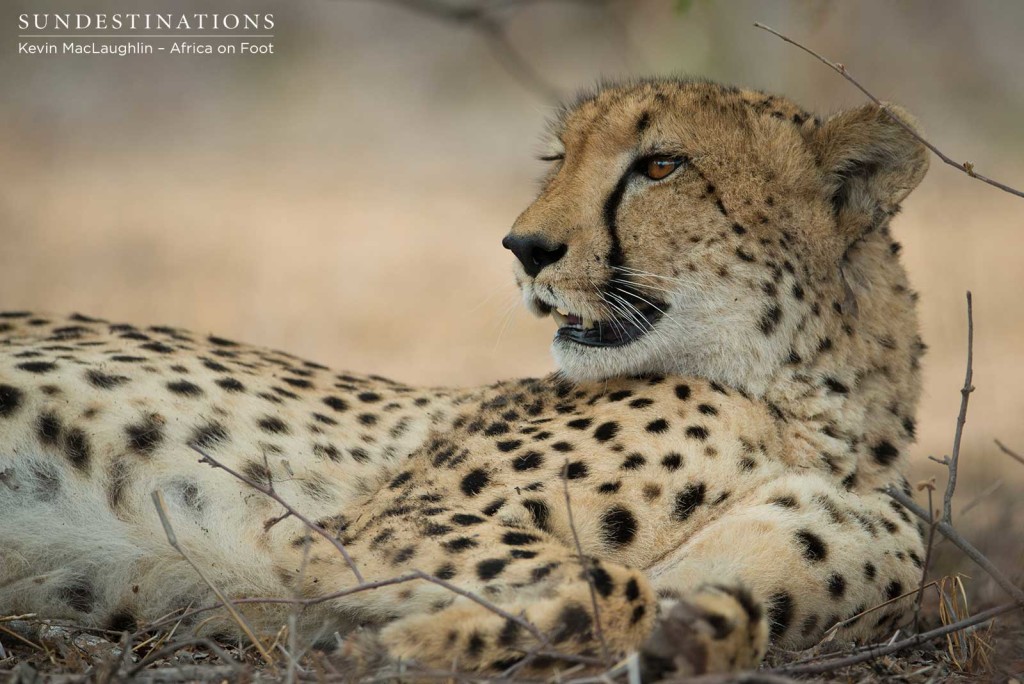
[808, 103, 929, 244]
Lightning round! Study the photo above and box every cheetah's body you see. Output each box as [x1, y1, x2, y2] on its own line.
[1, 80, 928, 676]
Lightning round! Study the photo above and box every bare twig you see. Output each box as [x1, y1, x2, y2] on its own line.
[886, 487, 1024, 608]
[151, 491, 277, 665]
[943, 292, 974, 526]
[561, 460, 611, 665]
[191, 445, 363, 583]
[754, 23, 1024, 200]
[344, 0, 610, 102]
[912, 483, 938, 632]
[770, 601, 1020, 675]
[994, 439, 1024, 467]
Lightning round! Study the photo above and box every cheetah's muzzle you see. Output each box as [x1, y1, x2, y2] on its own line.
[553, 300, 665, 347]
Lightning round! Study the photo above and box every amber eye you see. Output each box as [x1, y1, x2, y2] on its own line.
[642, 156, 682, 181]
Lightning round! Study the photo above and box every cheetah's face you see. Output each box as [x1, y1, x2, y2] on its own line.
[504, 80, 928, 388]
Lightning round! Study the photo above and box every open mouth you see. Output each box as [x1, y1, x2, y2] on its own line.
[551, 302, 666, 347]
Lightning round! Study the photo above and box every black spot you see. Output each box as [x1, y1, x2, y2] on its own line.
[435, 563, 456, 580]
[697, 404, 718, 416]
[498, 619, 521, 647]
[502, 531, 540, 546]
[629, 398, 654, 408]
[482, 498, 506, 516]
[109, 355, 146, 363]
[767, 591, 794, 640]
[37, 411, 63, 445]
[461, 469, 489, 496]
[189, 422, 229, 451]
[467, 631, 486, 657]
[167, 380, 203, 397]
[872, 440, 900, 466]
[476, 558, 508, 581]
[357, 413, 377, 426]
[207, 335, 238, 347]
[597, 481, 621, 494]
[732, 223, 746, 235]
[824, 377, 849, 394]
[675, 384, 691, 400]
[484, 421, 509, 436]
[827, 573, 846, 598]
[601, 506, 637, 547]
[661, 453, 683, 471]
[442, 537, 478, 553]
[139, 342, 175, 354]
[608, 390, 633, 402]
[523, 499, 550, 531]
[646, 418, 669, 434]
[358, 391, 381, 403]
[257, 416, 290, 435]
[621, 453, 645, 470]
[759, 305, 783, 335]
[64, 427, 91, 472]
[635, 110, 651, 133]
[736, 247, 755, 263]
[864, 562, 877, 581]
[496, 439, 522, 453]
[565, 461, 589, 479]
[795, 529, 828, 562]
[885, 580, 903, 600]
[673, 482, 706, 521]
[215, 377, 246, 393]
[201, 358, 230, 372]
[125, 415, 164, 456]
[106, 610, 137, 633]
[686, 426, 709, 441]
[625, 578, 641, 601]
[389, 471, 413, 489]
[594, 421, 619, 442]
[552, 603, 592, 643]
[241, 461, 272, 486]
[86, 370, 130, 390]
[567, 418, 591, 430]
[512, 450, 543, 471]
[770, 495, 798, 509]
[393, 546, 416, 564]
[59, 579, 96, 613]
[588, 565, 614, 597]
[0, 384, 24, 418]
[322, 396, 348, 412]
[16, 361, 57, 374]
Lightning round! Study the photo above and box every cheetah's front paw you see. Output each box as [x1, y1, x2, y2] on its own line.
[639, 584, 768, 680]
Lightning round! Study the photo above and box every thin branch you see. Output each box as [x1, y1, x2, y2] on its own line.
[561, 460, 611, 665]
[886, 487, 1024, 608]
[912, 484, 937, 633]
[753, 23, 1024, 200]
[943, 291, 974, 526]
[770, 601, 1020, 676]
[191, 445, 364, 583]
[994, 439, 1024, 467]
[151, 491, 277, 665]
[344, 0, 589, 102]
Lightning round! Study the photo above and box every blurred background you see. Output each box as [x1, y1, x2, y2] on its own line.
[2, 0, 1022, 595]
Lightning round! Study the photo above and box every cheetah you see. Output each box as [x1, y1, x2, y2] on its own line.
[0, 79, 929, 677]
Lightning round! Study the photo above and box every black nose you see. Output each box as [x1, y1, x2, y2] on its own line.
[501, 234, 567, 277]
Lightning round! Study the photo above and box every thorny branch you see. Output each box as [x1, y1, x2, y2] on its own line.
[191, 445, 364, 583]
[754, 22, 1024, 200]
[151, 491, 277, 665]
[942, 292, 974, 526]
[562, 460, 611, 665]
[769, 601, 1020, 676]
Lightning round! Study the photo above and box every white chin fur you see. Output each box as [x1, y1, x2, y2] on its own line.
[551, 335, 667, 382]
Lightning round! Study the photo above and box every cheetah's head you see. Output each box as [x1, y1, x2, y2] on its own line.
[505, 79, 928, 390]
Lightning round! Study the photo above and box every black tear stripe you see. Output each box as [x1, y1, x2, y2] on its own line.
[602, 171, 631, 271]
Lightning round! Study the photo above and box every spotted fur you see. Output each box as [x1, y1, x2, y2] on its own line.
[0, 79, 928, 676]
